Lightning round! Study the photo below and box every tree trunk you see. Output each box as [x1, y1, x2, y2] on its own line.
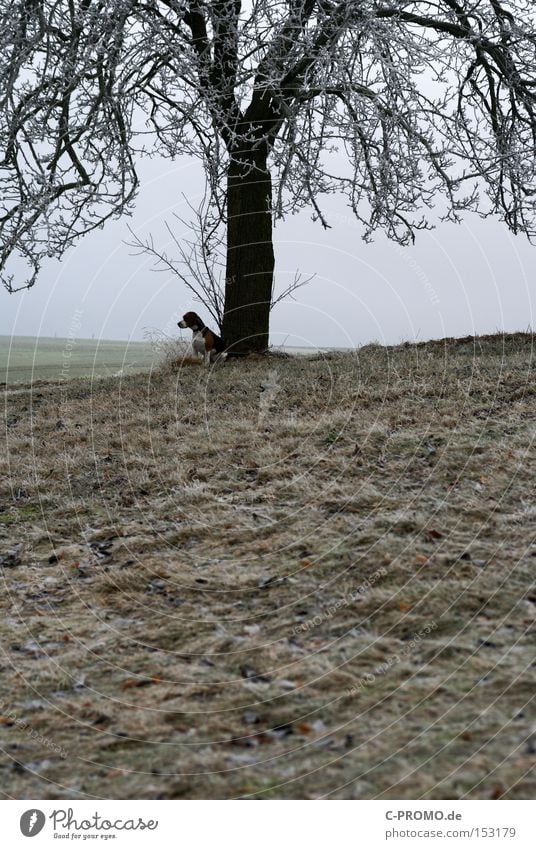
[222, 150, 274, 354]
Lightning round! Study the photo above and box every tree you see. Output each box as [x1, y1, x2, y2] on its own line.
[1, 1, 536, 353]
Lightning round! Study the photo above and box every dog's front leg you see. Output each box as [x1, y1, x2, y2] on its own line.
[204, 350, 211, 367]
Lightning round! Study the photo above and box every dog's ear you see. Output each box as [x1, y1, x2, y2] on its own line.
[181, 311, 201, 329]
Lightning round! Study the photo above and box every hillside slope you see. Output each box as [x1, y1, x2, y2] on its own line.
[1, 334, 535, 799]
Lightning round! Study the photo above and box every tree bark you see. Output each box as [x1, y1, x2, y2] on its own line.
[222, 149, 274, 354]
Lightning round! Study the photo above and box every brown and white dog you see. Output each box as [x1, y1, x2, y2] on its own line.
[178, 311, 226, 366]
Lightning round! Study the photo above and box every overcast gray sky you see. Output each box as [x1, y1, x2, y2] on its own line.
[1, 153, 534, 348]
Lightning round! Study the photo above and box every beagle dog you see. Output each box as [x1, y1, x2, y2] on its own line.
[178, 311, 226, 366]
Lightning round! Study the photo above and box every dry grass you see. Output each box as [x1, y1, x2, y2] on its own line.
[1, 333, 535, 799]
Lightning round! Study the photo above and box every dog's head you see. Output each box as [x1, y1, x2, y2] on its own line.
[178, 311, 203, 330]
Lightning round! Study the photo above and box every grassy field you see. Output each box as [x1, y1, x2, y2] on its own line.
[0, 333, 535, 799]
[0, 335, 157, 384]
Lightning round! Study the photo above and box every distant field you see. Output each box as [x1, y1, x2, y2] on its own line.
[0, 336, 331, 384]
[0, 335, 157, 384]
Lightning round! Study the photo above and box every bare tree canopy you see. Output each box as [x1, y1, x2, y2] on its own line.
[1, 1, 536, 349]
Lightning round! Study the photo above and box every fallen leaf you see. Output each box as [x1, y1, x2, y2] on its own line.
[255, 733, 274, 745]
[489, 783, 505, 800]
